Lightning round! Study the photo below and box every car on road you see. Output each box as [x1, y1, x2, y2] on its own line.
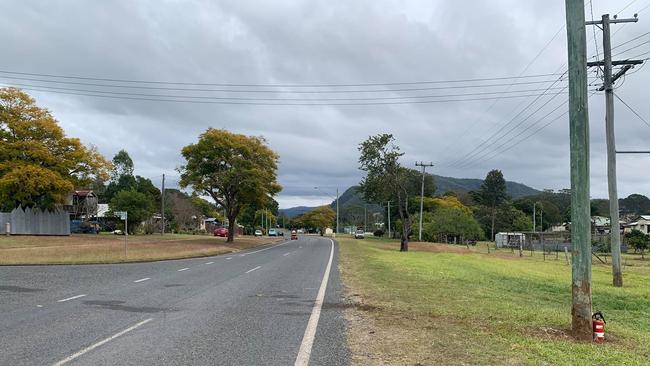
[291, 230, 298, 240]
[354, 229, 365, 239]
[297, 229, 304, 234]
[268, 228, 277, 236]
[213, 227, 228, 237]
[254, 229, 263, 237]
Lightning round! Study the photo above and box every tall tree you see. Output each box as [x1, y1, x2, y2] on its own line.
[109, 190, 155, 234]
[358, 134, 411, 251]
[179, 128, 281, 242]
[111, 149, 134, 181]
[0, 88, 110, 211]
[474, 170, 508, 240]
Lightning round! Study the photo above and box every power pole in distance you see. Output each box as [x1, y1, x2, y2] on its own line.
[387, 201, 391, 239]
[415, 162, 434, 241]
[587, 13, 642, 288]
[161, 174, 165, 235]
[565, 0, 593, 340]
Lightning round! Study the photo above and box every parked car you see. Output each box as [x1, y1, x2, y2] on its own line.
[268, 228, 277, 236]
[213, 227, 228, 237]
[297, 229, 304, 234]
[254, 229, 263, 237]
[354, 229, 365, 239]
[291, 230, 298, 240]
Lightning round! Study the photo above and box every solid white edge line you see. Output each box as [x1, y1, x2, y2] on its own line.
[177, 268, 189, 272]
[57, 294, 86, 303]
[294, 238, 334, 366]
[52, 318, 153, 366]
[245, 266, 261, 274]
[133, 278, 150, 283]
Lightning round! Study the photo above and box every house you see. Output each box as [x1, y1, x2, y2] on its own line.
[551, 223, 569, 232]
[591, 216, 611, 234]
[623, 215, 650, 234]
[66, 190, 98, 221]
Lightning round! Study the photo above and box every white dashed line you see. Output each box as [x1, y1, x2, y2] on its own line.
[226, 257, 233, 260]
[239, 240, 290, 257]
[177, 268, 189, 272]
[283, 252, 291, 256]
[205, 261, 214, 265]
[57, 294, 86, 303]
[134, 277, 150, 283]
[245, 266, 261, 274]
[52, 318, 153, 366]
[36, 305, 43, 308]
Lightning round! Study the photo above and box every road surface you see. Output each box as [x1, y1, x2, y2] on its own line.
[0, 235, 348, 365]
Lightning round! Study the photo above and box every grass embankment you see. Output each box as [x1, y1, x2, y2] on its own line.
[339, 236, 650, 365]
[0, 234, 281, 265]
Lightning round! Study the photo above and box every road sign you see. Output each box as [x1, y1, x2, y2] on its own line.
[114, 211, 128, 220]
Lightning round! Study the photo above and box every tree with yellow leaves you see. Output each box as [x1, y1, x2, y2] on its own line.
[0, 87, 111, 211]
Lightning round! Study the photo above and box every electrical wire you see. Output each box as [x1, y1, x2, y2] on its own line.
[0, 69, 567, 88]
[0, 75, 574, 94]
[611, 31, 650, 51]
[614, 92, 650, 127]
[3, 84, 567, 106]
[0, 81, 570, 102]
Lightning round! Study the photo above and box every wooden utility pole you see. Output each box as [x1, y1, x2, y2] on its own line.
[415, 162, 434, 241]
[161, 174, 165, 235]
[586, 13, 641, 288]
[565, 0, 593, 340]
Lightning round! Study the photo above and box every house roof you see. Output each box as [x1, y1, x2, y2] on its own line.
[74, 190, 95, 197]
[640, 215, 650, 220]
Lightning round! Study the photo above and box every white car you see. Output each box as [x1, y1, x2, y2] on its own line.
[254, 229, 263, 236]
[354, 229, 365, 239]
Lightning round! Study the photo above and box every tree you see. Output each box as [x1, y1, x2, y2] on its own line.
[111, 149, 134, 181]
[0, 88, 110, 211]
[413, 207, 484, 243]
[179, 129, 281, 243]
[358, 134, 412, 251]
[296, 206, 336, 234]
[109, 190, 155, 234]
[625, 229, 649, 259]
[620, 194, 650, 215]
[473, 170, 508, 240]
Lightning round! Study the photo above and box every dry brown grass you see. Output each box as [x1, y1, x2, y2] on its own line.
[0, 234, 281, 265]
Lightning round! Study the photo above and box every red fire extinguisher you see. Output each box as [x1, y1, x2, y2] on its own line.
[593, 311, 605, 343]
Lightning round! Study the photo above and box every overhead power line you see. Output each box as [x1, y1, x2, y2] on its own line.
[0, 75, 581, 94]
[0, 69, 567, 88]
[3, 84, 569, 106]
[0, 82, 569, 102]
[614, 91, 650, 127]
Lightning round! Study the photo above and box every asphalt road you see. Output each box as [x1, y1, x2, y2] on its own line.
[0, 235, 348, 366]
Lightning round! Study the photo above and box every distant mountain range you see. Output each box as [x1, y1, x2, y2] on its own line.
[279, 174, 541, 218]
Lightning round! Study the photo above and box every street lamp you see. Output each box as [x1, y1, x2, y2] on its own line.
[314, 186, 339, 235]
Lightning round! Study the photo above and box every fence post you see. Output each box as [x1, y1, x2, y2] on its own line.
[564, 246, 570, 265]
[5, 222, 9, 236]
[543, 243, 546, 261]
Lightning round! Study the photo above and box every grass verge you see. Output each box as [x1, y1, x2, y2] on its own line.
[339, 236, 650, 365]
[0, 234, 282, 265]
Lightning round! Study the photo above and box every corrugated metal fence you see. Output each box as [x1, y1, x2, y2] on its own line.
[0, 207, 70, 235]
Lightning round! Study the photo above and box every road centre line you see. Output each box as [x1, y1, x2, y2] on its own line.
[283, 252, 291, 256]
[239, 240, 290, 257]
[205, 261, 214, 265]
[57, 294, 86, 303]
[245, 266, 261, 274]
[133, 278, 150, 283]
[177, 268, 189, 272]
[226, 257, 232, 260]
[52, 318, 153, 366]
[294, 238, 335, 366]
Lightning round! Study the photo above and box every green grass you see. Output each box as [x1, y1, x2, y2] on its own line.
[339, 236, 650, 365]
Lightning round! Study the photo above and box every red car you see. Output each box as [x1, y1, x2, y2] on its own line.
[291, 230, 298, 240]
[213, 227, 228, 237]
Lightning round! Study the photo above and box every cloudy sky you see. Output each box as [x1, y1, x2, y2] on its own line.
[1, 0, 649, 208]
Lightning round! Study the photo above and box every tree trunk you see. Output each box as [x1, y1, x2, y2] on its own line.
[226, 217, 235, 243]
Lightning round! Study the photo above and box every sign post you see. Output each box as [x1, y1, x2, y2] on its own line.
[115, 211, 128, 258]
